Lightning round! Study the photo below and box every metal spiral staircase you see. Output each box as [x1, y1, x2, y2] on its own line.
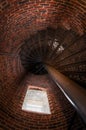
[20, 27, 77, 74]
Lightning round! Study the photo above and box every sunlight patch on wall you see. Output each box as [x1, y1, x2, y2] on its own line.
[22, 86, 51, 114]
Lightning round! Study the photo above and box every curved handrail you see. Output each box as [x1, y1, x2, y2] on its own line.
[45, 65, 86, 124]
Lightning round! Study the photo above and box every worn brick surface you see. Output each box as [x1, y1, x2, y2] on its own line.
[0, 0, 86, 129]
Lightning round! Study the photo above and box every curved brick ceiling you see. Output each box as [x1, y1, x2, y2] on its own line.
[0, 0, 86, 53]
[0, 0, 86, 129]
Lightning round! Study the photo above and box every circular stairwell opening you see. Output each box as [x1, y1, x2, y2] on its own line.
[20, 45, 48, 75]
[26, 61, 47, 75]
[20, 28, 64, 75]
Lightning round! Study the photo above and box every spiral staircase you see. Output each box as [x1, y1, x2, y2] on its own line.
[0, 0, 86, 129]
[20, 27, 86, 87]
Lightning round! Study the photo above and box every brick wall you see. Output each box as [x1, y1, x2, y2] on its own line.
[0, 0, 85, 53]
[0, 0, 86, 129]
[0, 74, 84, 129]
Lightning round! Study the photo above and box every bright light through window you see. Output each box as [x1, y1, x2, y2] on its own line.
[22, 87, 51, 114]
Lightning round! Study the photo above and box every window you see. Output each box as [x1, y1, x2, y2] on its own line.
[22, 86, 51, 114]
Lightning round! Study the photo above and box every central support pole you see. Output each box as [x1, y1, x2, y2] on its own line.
[45, 65, 86, 124]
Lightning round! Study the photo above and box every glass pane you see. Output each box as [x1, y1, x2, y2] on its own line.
[22, 87, 51, 114]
